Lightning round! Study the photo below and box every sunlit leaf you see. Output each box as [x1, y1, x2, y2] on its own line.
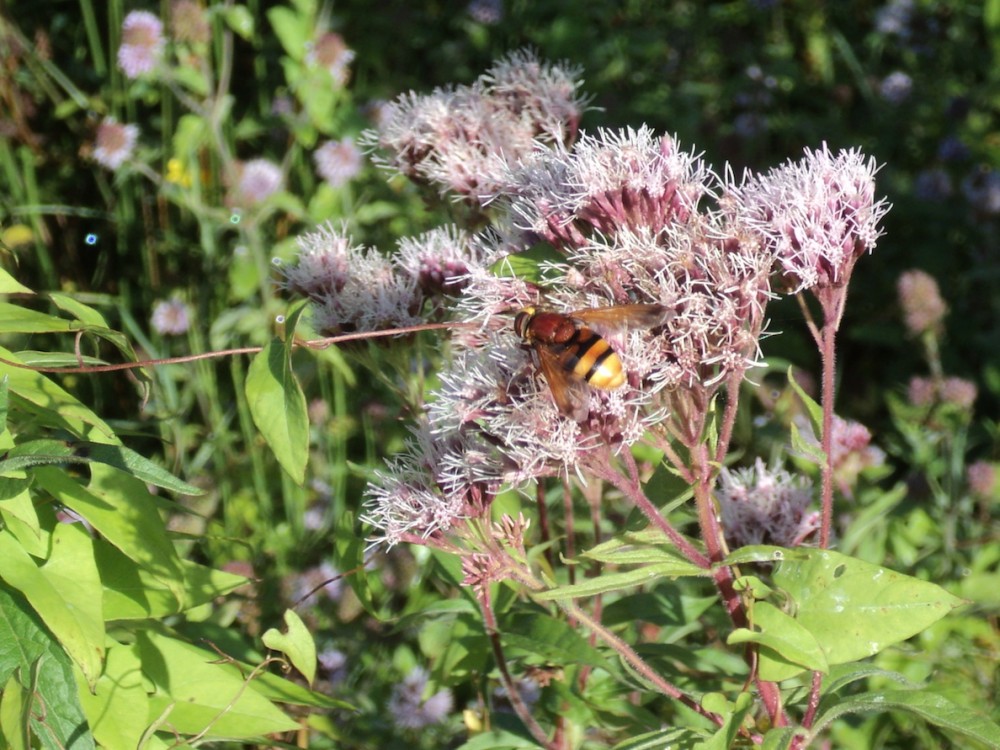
[773, 549, 964, 665]
[262, 609, 317, 685]
[245, 332, 309, 484]
[811, 690, 1000, 747]
[0, 526, 104, 688]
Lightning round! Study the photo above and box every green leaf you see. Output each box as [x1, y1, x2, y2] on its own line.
[98, 540, 248, 620]
[262, 609, 317, 685]
[333, 511, 375, 614]
[580, 531, 705, 571]
[83, 442, 202, 495]
[611, 727, 708, 749]
[788, 367, 823, 436]
[0, 671, 30, 750]
[246, 335, 309, 484]
[500, 611, 611, 671]
[47, 293, 143, 373]
[728, 601, 828, 681]
[0, 302, 72, 334]
[773, 549, 964, 665]
[0, 266, 32, 294]
[535, 563, 705, 601]
[0, 586, 94, 750]
[268, 6, 309, 59]
[722, 545, 810, 566]
[0, 344, 116, 442]
[34, 465, 186, 607]
[0, 440, 201, 496]
[760, 727, 798, 750]
[136, 630, 300, 739]
[0, 526, 104, 689]
[811, 690, 1000, 747]
[223, 4, 255, 39]
[77, 643, 148, 750]
[489, 243, 566, 283]
[455, 729, 543, 749]
[699, 692, 753, 750]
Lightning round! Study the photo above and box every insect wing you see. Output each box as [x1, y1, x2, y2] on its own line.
[569, 303, 668, 330]
[536, 344, 588, 419]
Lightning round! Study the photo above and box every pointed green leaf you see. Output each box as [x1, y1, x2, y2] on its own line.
[700, 692, 753, 750]
[0, 345, 116, 442]
[0, 526, 104, 688]
[34, 465, 186, 607]
[0, 302, 73, 334]
[246, 336, 308, 484]
[0, 440, 200, 496]
[760, 727, 798, 750]
[136, 630, 299, 739]
[82, 442, 202, 495]
[0, 586, 93, 750]
[773, 549, 964, 665]
[610, 727, 708, 749]
[500, 611, 611, 671]
[788, 367, 823, 435]
[728, 601, 828, 681]
[535, 563, 705, 602]
[97, 539, 248, 620]
[333, 511, 375, 614]
[0, 266, 32, 294]
[455, 729, 544, 749]
[811, 690, 1000, 747]
[0, 671, 30, 750]
[262, 609, 317, 685]
[489, 243, 566, 283]
[581, 532, 704, 570]
[77, 643, 148, 750]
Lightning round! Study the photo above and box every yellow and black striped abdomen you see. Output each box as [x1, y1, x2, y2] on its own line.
[557, 327, 626, 390]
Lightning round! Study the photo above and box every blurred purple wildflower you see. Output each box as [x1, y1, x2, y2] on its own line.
[118, 11, 164, 78]
[387, 667, 454, 730]
[879, 71, 912, 104]
[308, 32, 354, 87]
[151, 297, 191, 336]
[898, 269, 947, 336]
[317, 647, 348, 685]
[235, 158, 283, 205]
[314, 138, 364, 187]
[93, 118, 139, 171]
[914, 168, 953, 202]
[467, 0, 503, 24]
[962, 167, 1000, 215]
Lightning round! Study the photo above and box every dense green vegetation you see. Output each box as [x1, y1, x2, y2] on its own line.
[0, 1, 997, 748]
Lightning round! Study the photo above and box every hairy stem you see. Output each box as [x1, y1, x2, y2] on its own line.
[478, 586, 558, 750]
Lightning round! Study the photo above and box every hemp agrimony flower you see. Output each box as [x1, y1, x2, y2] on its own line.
[280, 223, 421, 334]
[728, 143, 889, 294]
[364, 49, 585, 204]
[898, 269, 947, 336]
[716, 458, 818, 548]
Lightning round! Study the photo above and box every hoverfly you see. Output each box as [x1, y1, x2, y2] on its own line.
[513, 303, 668, 419]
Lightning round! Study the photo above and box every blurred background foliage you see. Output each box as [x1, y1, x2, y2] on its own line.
[0, 0, 997, 747]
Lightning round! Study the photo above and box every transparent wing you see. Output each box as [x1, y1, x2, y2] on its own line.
[569, 303, 669, 330]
